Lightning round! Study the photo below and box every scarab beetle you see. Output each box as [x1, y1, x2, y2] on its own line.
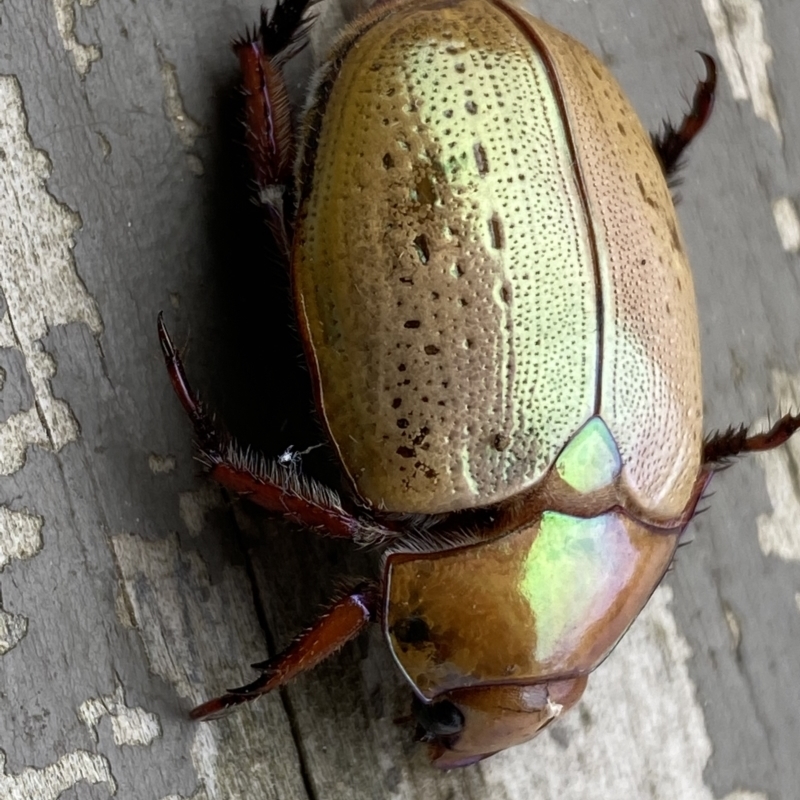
[159, 0, 800, 768]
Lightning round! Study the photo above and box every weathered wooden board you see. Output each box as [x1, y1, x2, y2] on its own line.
[1, 0, 798, 798]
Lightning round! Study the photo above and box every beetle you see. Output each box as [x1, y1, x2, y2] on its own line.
[158, 0, 800, 768]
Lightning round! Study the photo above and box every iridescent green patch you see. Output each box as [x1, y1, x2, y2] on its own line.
[555, 417, 621, 493]
[519, 511, 633, 665]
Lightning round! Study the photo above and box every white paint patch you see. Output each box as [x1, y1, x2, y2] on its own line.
[724, 603, 742, 649]
[0, 609, 28, 655]
[0, 506, 43, 571]
[725, 794, 774, 800]
[96, 130, 111, 159]
[481, 586, 767, 800]
[0, 77, 103, 476]
[772, 197, 800, 253]
[158, 51, 204, 176]
[0, 748, 116, 799]
[0, 409, 51, 476]
[0, 493, 43, 661]
[179, 484, 225, 537]
[114, 586, 136, 629]
[701, 0, 782, 139]
[190, 724, 220, 800]
[149, 453, 177, 474]
[755, 370, 800, 561]
[79, 681, 161, 747]
[52, 0, 102, 76]
[796, 592, 800, 614]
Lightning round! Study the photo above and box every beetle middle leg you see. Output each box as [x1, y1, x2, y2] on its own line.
[191, 583, 377, 719]
[704, 411, 800, 464]
[652, 52, 716, 179]
[158, 315, 397, 544]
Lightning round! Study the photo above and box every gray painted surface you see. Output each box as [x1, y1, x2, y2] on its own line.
[0, 1, 798, 799]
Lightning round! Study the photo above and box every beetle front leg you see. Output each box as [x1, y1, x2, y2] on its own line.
[158, 315, 396, 543]
[652, 52, 716, 178]
[235, 0, 318, 251]
[704, 411, 800, 465]
[191, 583, 377, 720]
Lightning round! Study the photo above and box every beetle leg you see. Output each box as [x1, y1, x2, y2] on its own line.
[652, 52, 716, 179]
[703, 410, 800, 464]
[190, 583, 377, 720]
[158, 315, 397, 543]
[235, 0, 318, 244]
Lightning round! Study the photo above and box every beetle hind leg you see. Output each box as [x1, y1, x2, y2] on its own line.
[704, 410, 800, 465]
[191, 583, 377, 720]
[158, 315, 397, 544]
[652, 52, 716, 180]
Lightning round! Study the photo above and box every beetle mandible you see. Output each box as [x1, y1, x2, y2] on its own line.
[158, 0, 800, 767]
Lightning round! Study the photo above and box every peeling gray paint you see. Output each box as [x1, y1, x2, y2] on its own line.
[0, 76, 102, 473]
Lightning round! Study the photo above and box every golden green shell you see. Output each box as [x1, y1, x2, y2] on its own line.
[292, 0, 701, 521]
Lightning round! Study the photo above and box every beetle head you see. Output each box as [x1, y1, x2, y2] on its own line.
[414, 676, 588, 768]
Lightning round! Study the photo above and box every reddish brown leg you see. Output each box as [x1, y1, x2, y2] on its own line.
[235, 0, 318, 251]
[704, 411, 800, 465]
[652, 52, 716, 178]
[191, 584, 377, 719]
[158, 315, 396, 543]
[235, 0, 316, 191]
